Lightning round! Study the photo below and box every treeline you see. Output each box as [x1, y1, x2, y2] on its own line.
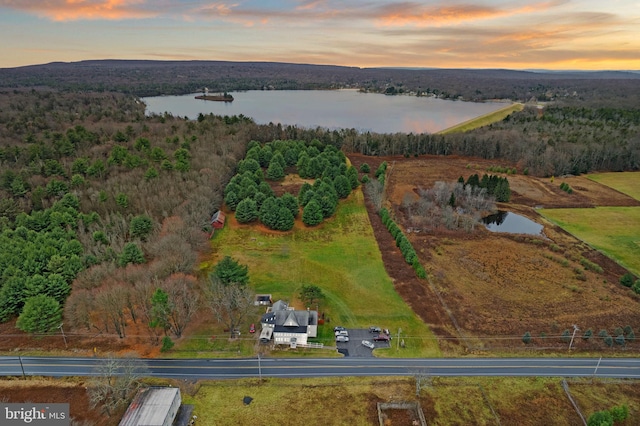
[337, 106, 640, 176]
[379, 208, 426, 278]
[463, 174, 510, 202]
[234, 105, 640, 177]
[3, 60, 640, 107]
[224, 139, 360, 230]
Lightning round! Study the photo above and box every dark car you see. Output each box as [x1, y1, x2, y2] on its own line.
[373, 334, 390, 342]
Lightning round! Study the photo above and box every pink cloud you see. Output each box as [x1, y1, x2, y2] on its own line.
[0, 0, 156, 21]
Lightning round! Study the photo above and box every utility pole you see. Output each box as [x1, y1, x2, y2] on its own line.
[59, 323, 68, 349]
[568, 324, 579, 350]
[397, 328, 402, 351]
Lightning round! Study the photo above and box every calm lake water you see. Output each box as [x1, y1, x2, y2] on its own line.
[142, 90, 507, 134]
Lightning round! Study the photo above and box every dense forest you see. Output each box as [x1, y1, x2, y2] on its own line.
[0, 89, 254, 337]
[0, 61, 639, 340]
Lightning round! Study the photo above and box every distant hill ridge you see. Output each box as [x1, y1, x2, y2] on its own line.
[1, 60, 639, 106]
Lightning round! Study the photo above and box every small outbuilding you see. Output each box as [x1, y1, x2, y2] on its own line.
[210, 210, 226, 229]
[119, 387, 181, 426]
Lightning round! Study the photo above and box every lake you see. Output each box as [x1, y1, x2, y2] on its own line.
[142, 90, 508, 134]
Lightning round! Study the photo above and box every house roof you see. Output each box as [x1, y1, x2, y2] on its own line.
[211, 210, 225, 223]
[283, 311, 299, 327]
[271, 300, 288, 311]
[118, 387, 180, 426]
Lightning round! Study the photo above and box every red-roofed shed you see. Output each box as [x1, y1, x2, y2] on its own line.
[211, 210, 226, 229]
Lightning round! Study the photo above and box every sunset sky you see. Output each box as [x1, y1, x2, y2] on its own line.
[1, 0, 639, 70]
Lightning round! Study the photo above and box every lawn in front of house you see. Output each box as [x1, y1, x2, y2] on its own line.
[204, 189, 440, 358]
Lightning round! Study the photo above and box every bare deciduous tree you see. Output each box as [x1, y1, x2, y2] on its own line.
[64, 289, 95, 331]
[87, 353, 148, 416]
[162, 274, 200, 338]
[95, 285, 129, 338]
[206, 276, 255, 338]
[364, 179, 384, 211]
[131, 279, 160, 345]
[412, 369, 433, 397]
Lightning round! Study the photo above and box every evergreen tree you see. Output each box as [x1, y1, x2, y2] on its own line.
[259, 197, 279, 229]
[271, 151, 286, 169]
[150, 288, 172, 335]
[237, 158, 261, 174]
[118, 243, 145, 267]
[333, 175, 351, 199]
[130, 215, 153, 240]
[213, 256, 249, 286]
[298, 182, 313, 206]
[266, 159, 285, 180]
[16, 295, 62, 333]
[346, 166, 359, 189]
[317, 194, 337, 218]
[235, 198, 258, 223]
[281, 193, 299, 218]
[274, 206, 295, 231]
[302, 199, 323, 226]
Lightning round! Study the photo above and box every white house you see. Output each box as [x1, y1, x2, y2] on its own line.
[260, 300, 318, 345]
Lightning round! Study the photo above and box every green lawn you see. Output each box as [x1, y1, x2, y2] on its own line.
[587, 171, 640, 201]
[205, 189, 440, 358]
[539, 206, 640, 276]
[438, 102, 523, 134]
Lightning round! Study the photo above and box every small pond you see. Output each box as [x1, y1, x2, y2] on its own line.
[482, 211, 544, 236]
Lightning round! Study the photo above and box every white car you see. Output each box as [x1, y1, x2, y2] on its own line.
[335, 330, 349, 337]
[361, 340, 375, 349]
[336, 335, 349, 343]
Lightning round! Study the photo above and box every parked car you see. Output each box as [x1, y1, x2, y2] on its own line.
[249, 323, 256, 334]
[336, 335, 349, 343]
[369, 326, 381, 333]
[335, 330, 349, 337]
[373, 334, 390, 342]
[333, 326, 346, 333]
[362, 340, 375, 349]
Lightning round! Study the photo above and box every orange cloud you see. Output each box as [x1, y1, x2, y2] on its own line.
[374, 1, 568, 27]
[0, 0, 156, 21]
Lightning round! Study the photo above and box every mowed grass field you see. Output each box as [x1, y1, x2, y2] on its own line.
[539, 206, 640, 276]
[205, 189, 440, 358]
[179, 376, 640, 426]
[540, 171, 640, 277]
[588, 171, 640, 201]
[438, 102, 524, 134]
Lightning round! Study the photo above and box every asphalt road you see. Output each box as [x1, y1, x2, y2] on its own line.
[1, 356, 639, 380]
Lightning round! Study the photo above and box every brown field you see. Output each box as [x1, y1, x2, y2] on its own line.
[347, 153, 640, 352]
